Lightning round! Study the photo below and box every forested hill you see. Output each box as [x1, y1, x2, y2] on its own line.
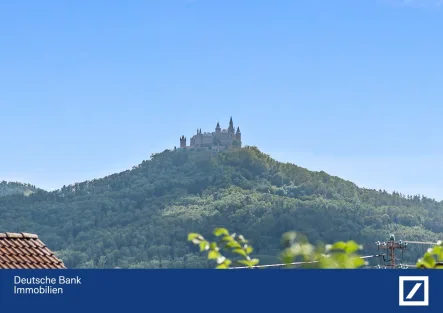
[0, 146, 441, 268]
[0, 181, 40, 197]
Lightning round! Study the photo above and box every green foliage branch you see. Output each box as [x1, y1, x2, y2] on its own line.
[189, 227, 367, 269]
[280, 231, 366, 269]
[188, 228, 259, 269]
[417, 240, 443, 269]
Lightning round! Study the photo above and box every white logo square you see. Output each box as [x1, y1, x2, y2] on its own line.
[399, 276, 429, 306]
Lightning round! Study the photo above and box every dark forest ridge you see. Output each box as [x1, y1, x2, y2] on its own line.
[0, 181, 41, 197]
[30, 147, 436, 203]
[0, 146, 441, 268]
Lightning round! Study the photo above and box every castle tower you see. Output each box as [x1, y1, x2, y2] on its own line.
[180, 135, 186, 148]
[236, 127, 241, 143]
[228, 117, 235, 135]
[215, 122, 221, 134]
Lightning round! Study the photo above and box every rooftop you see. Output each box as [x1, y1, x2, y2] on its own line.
[0, 232, 66, 269]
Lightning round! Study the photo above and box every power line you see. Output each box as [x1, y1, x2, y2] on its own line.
[229, 254, 381, 269]
[404, 241, 439, 245]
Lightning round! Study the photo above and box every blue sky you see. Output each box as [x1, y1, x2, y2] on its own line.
[1, 0, 443, 199]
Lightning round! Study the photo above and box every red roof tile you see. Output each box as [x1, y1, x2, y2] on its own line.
[0, 232, 66, 269]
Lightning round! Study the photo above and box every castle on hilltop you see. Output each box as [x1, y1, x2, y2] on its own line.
[179, 117, 242, 150]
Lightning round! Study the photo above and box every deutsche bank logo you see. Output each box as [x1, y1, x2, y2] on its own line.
[399, 276, 429, 306]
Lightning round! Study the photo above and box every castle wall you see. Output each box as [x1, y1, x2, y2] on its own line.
[201, 134, 213, 145]
[190, 133, 215, 147]
[216, 132, 233, 145]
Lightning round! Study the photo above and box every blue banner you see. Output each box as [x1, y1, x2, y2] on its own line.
[0, 269, 440, 312]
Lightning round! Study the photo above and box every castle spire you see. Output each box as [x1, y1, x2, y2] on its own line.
[235, 126, 241, 144]
[180, 135, 187, 148]
[228, 116, 234, 134]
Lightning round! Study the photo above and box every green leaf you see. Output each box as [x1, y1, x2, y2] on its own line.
[352, 257, 365, 268]
[237, 260, 252, 267]
[199, 241, 209, 252]
[214, 228, 229, 237]
[250, 258, 259, 266]
[216, 256, 227, 264]
[423, 253, 436, 268]
[300, 243, 314, 256]
[216, 258, 231, 268]
[210, 242, 218, 250]
[432, 246, 442, 256]
[281, 253, 294, 265]
[416, 259, 431, 269]
[233, 249, 247, 257]
[216, 263, 229, 269]
[283, 232, 297, 242]
[281, 232, 297, 247]
[330, 241, 346, 251]
[246, 246, 253, 254]
[222, 236, 235, 242]
[208, 250, 220, 260]
[225, 241, 242, 249]
[344, 241, 361, 254]
[188, 233, 202, 241]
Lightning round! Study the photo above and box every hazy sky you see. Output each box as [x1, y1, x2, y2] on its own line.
[1, 0, 443, 199]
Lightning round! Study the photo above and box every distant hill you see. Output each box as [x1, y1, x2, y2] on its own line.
[0, 181, 42, 197]
[0, 147, 441, 268]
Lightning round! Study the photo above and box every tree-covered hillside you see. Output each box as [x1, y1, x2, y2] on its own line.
[0, 181, 40, 197]
[0, 147, 441, 268]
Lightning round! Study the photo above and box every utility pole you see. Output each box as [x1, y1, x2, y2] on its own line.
[375, 234, 408, 269]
